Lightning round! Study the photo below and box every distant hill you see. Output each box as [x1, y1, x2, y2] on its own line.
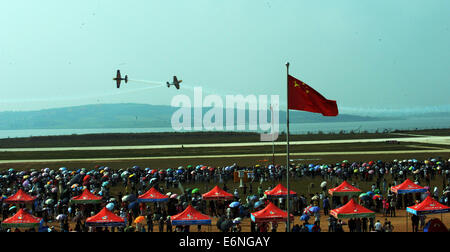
[0, 103, 382, 130]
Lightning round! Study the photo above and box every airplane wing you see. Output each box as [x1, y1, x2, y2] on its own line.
[117, 70, 121, 79]
[173, 76, 178, 83]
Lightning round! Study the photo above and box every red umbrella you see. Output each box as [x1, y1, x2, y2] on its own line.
[373, 195, 382, 200]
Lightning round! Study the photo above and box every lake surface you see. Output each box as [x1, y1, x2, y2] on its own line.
[0, 116, 448, 139]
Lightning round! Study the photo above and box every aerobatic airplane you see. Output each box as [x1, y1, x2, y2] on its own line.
[167, 76, 182, 90]
[113, 70, 128, 88]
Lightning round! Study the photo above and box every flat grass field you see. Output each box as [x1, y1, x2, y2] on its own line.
[0, 128, 448, 170]
[1, 128, 449, 148]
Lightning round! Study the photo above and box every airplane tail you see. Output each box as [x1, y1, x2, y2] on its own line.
[125, 75, 128, 83]
[167, 82, 170, 88]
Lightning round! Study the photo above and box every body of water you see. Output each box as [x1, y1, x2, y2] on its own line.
[0, 116, 449, 139]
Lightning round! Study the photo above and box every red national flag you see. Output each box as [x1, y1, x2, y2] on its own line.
[288, 75, 338, 116]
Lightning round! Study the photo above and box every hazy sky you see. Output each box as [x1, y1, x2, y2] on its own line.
[1, 0, 449, 113]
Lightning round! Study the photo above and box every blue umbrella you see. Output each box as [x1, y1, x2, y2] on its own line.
[177, 169, 184, 174]
[128, 201, 139, 209]
[229, 202, 240, 208]
[366, 191, 375, 197]
[249, 195, 258, 201]
[300, 214, 310, 221]
[106, 203, 114, 211]
[254, 201, 264, 209]
[309, 206, 320, 213]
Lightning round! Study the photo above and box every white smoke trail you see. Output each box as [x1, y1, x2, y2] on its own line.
[0, 86, 163, 104]
[128, 79, 165, 86]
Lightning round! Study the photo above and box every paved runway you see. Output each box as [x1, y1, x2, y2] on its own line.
[0, 136, 449, 152]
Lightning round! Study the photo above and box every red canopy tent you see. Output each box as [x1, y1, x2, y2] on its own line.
[4, 189, 37, 204]
[70, 189, 102, 204]
[264, 184, 297, 198]
[251, 202, 294, 223]
[1, 208, 43, 228]
[138, 187, 169, 203]
[391, 179, 427, 194]
[330, 199, 376, 219]
[202, 186, 234, 200]
[407, 196, 450, 216]
[328, 181, 362, 197]
[171, 205, 211, 226]
[424, 218, 448, 232]
[86, 207, 126, 227]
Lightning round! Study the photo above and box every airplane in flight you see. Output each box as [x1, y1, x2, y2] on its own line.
[113, 70, 128, 88]
[167, 76, 182, 90]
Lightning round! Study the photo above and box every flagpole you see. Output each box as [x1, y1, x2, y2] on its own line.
[286, 62, 291, 232]
[271, 105, 275, 167]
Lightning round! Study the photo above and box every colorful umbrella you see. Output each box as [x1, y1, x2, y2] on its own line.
[134, 216, 146, 224]
[254, 201, 264, 209]
[45, 199, 54, 205]
[300, 214, 310, 221]
[373, 195, 382, 200]
[106, 203, 114, 211]
[229, 202, 240, 208]
[309, 206, 320, 213]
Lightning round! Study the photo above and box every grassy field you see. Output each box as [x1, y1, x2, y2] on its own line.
[1, 128, 449, 148]
[0, 141, 445, 161]
[0, 128, 448, 171]
[1, 151, 448, 172]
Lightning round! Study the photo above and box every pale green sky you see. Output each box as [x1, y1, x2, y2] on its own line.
[0, 0, 449, 114]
